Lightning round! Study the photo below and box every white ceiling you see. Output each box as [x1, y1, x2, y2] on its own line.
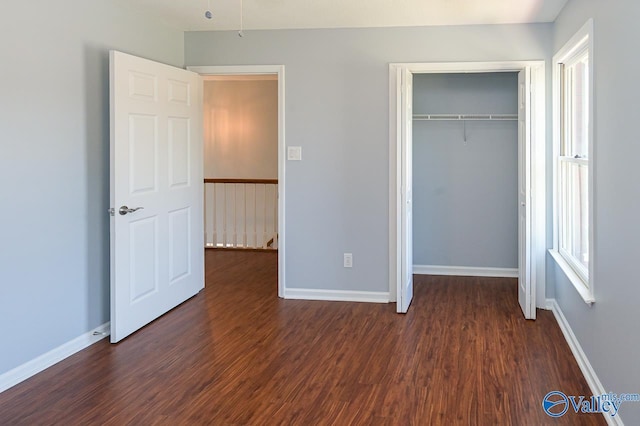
[119, 0, 569, 32]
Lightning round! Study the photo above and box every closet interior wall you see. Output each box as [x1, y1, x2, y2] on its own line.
[412, 72, 519, 270]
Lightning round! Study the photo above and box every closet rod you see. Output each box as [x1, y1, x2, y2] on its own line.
[413, 113, 517, 121]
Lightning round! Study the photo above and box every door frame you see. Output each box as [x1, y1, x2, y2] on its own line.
[388, 61, 546, 311]
[188, 65, 286, 298]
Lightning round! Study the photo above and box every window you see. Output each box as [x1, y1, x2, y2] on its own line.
[553, 20, 593, 302]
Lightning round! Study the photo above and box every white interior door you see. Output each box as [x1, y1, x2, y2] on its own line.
[397, 69, 414, 313]
[109, 51, 204, 342]
[518, 69, 534, 319]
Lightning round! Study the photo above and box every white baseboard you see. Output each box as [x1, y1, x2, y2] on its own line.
[413, 265, 519, 278]
[547, 299, 623, 426]
[284, 288, 389, 303]
[545, 298, 555, 310]
[0, 322, 110, 394]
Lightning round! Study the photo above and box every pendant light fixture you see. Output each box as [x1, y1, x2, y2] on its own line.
[204, 0, 213, 19]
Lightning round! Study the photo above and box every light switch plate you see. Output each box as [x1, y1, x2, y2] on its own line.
[287, 146, 302, 161]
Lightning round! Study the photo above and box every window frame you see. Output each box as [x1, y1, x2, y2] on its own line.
[552, 19, 595, 304]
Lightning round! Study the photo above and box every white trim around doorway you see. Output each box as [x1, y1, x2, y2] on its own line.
[187, 65, 286, 298]
[388, 61, 546, 311]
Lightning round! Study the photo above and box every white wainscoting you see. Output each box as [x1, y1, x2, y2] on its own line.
[413, 265, 519, 278]
[284, 288, 390, 303]
[0, 322, 110, 394]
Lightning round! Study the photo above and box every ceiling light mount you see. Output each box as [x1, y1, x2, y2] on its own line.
[204, 0, 213, 20]
[238, 0, 244, 37]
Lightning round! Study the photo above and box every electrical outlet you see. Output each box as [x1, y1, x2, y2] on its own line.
[344, 253, 353, 268]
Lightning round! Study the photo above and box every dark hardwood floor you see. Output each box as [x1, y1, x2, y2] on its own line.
[0, 251, 605, 425]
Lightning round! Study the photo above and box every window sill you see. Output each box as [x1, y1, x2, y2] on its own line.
[549, 249, 595, 305]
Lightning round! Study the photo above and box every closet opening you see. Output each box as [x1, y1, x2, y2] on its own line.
[412, 72, 519, 280]
[389, 61, 546, 318]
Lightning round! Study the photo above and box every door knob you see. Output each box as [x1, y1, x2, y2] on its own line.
[119, 206, 144, 215]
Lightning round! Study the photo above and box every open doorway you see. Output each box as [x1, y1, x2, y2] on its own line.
[389, 61, 546, 318]
[189, 65, 286, 298]
[109, 54, 286, 342]
[203, 74, 279, 252]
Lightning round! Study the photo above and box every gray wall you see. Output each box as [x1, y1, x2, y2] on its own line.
[0, 1, 184, 375]
[551, 0, 640, 420]
[185, 25, 551, 292]
[412, 73, 518, 268]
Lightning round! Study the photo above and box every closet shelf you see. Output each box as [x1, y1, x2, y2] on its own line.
[413, 114, 517, 121]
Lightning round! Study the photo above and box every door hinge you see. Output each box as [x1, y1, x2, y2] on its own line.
[108, 208, 115, 216]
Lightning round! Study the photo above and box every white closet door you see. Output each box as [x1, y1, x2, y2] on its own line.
[398, 68, 414, 314]
[517, 69, 534, 320]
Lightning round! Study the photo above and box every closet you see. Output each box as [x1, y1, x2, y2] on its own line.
[412, 72, 519, 272]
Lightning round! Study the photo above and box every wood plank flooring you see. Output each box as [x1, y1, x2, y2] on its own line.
[0, 251, 605, 425]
